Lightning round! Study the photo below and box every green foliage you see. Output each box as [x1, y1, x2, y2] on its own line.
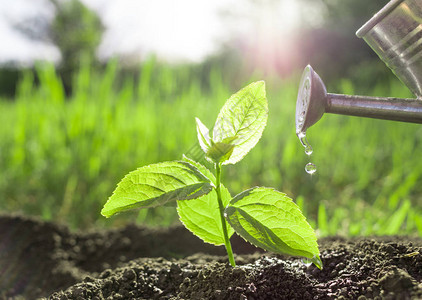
[101, 161, 213, 218]
[196, 81, 268, 165]
[379, 200, 411, 236]
[212, 81, 268, 164]
[225, 187, 322, 269]
[196, 117, 211, 153]
[102, 80, 321, 268]
[177, 157, 234, 245]
[0, 58, 421, 237]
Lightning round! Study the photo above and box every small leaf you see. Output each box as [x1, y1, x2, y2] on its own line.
[101, 161, 213, 218]
[195, 117, 211, 153]
[212, 81, 268, 165]
[225, 187, 322, 269]
[177, 157, 234, 245]
[206, 139, 236, 164]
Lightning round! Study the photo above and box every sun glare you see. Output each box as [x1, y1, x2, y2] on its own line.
[0, 0, 306, 64]
[86, 0, 304, 63]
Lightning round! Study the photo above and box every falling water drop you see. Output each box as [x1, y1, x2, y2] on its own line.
[305, 163, 317, 175]
[305, 146, 313, 156]
[297, 131, 317, 174]
[297, 131, 313, 156]
[301, 257, 312, 267]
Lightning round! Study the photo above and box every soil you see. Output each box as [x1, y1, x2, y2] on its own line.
[0, 214, 421, 300]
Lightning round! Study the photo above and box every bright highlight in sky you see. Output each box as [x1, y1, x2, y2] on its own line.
[0, 0, 305, 64]
[89, 0, 304, 62]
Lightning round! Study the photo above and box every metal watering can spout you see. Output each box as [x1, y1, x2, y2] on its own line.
[295, 65, 422, 134]
[296, 0, 422, 134]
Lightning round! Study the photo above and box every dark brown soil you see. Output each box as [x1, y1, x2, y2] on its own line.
[1, 214, 421, 300]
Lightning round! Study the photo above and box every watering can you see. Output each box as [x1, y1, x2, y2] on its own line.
[296, 0, 422, 135]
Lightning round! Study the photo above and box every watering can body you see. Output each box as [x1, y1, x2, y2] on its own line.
[356, 0, 422, 98]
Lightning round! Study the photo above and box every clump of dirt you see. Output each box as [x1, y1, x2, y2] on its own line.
[0, 214, 421, 299]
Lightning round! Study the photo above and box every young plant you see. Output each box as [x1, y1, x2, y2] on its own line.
[101, 81, 322, 269]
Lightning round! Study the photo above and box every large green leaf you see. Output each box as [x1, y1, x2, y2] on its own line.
[212, 81, 268, 165]
[101, 161, 213, 218]
[225, 187, 322, 269]
[177, 156, 234, 245]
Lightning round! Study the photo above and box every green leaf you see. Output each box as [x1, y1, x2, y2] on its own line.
[206, 138, 236, 164]
[195, 117, 211, 153]
[101, 161, 213, 218]
[225, 187, 322, 269]
[177, 156, 234, 245]
[212, 81, 268, 165]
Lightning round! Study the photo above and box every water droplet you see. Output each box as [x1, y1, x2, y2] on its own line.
[305, 163, 317, 175]
[297, 131, 313, 156]
[297, 131, 316, 174]
[305, 147, 313, 156]
[301, 257, 312, 267]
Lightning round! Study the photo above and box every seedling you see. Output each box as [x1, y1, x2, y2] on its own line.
[101, 81, 322, 269]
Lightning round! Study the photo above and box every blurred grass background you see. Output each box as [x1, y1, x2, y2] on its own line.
[0, 57, 421, 236]
[1, 0, 421, 237]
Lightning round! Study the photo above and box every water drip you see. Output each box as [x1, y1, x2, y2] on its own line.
[297, 131, 317, 174]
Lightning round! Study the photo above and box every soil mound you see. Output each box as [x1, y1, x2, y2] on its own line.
[0, 214, 421, 299]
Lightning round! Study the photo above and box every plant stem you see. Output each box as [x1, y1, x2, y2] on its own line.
[215, 163, 236, 267]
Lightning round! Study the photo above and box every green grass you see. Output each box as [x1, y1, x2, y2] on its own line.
[0, 59, 421, 236]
